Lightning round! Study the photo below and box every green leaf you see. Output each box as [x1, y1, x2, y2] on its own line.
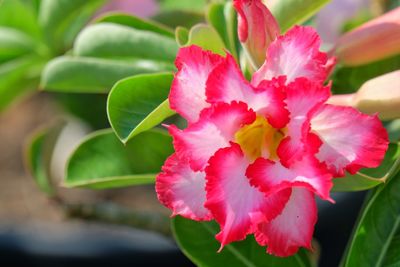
[0, 0, 41, 39]
[270, 0, 331, 33]
[0, 27, 36, 61]
[24, 125, 64, 196]
[65, 129, 174, 189]
[39, 0, 106, 51]
[107, 73, 175, 143]
[206, 2, 240, 60]
[341, 171, 400, 266]
[172, 216, 314, 267]
[158, 0, 207, 12]
[95, 13, 174, 38]
[175, 26, 189, 46]
[383, 228, 400, 267]
[153, 10, 205, 29]
[55, 93, 109, 129]
[0, 55, 43, 111]
[41, 56, 174, 93]
[332, 55, 400, 94]
[73, 23, 178, 62]
[333, 143, 400, 192]
[386, 119, 400, 143]
[186, 24, 226, 55]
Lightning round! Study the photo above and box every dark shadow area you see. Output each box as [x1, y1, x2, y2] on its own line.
[315, 191, 367, 267]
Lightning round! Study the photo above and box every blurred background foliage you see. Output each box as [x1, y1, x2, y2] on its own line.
[0, 0, 399, 266]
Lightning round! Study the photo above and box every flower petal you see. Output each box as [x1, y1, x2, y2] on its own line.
[206, 55, 289, 128]
[247, 154, 333, 200]
[233, 0, 280, 67]
[252, 26, 330, 86]
[169, 45, 224, 123]
[277, 78, 331, 165]
[205, 143, 291, 249]
[169, 102, 256, 171]
[255, 187, 317, 257]
[156, 154, 212, 221]
[310, 104, 389, 176]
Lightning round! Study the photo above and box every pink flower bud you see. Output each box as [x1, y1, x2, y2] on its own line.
[234, 0, 280, 68]
[333, 7, 400, 66]
[328, 70, 400, 120]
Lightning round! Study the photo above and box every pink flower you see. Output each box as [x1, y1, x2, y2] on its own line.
[156, 2, 388, 257]
[234, 0, 280, 68]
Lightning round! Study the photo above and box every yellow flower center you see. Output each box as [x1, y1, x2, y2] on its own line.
[235, 116, 285, 161]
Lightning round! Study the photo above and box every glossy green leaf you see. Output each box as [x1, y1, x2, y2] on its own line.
[24, 126, 63, 196]
[386, 119, 400, 143]
[223, 2, 241, 60]
[383, 228, 400, 267]
[25, 127, 54, 195]
[0, 27, 36, 60]
[0, 55, 42, 111]
[153, 10, 205, 29]
[74, 23, 178, 62]
[270, 0, 331, 33]
[186, 24, 226, 55]
[39, 0, 106, 51]
[107, 73, 175, 143]
[175, 26, 189, 46]
[41, 56, 174, 93]
[206, 2, 240, 59]
[0, 0, 41, 39]
[158, 0, 207, 12]
[65, 129, 173, 189]
[341, 171, 400, 266]
[55, 93, 109, 129]
[172, 216, 314, 267]
[333, 143, 400, 192]
[95, 13, 174, 38]
[332, 55, 400, 94]
[207, 3, 229, 46]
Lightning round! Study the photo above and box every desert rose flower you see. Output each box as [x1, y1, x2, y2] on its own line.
[156, 0, 389, 257]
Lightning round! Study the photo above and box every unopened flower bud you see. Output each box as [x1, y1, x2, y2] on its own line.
[333, 7, 400, 66]
[328, 70, 400, 120]
[234, 0, 280, 68]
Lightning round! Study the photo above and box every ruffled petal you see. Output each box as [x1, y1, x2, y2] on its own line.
[169, 102, 256, 171]
[310, 104, 389, 176]
[277, 78, 331, 165]
[169, 45, 224, 123]
[206, 55, 289, 128]
[247, 154, 333, 200]
[156, 154, 212, 221]
[255, 188, 317, 257]
[205, 143, 291, 249]
[252, 26, 330, 86]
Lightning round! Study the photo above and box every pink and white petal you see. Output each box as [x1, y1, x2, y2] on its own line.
[277, 78, 331, 165]
[255, 187, 317, 257]
[169, 102, 256, 171]
[311, 104, 389, 176]
[256, 78, 290, 128]
[252, 26, 330, 86]
[205, 143, 291, 249]
[156, 154, 212, 221]
[169, 45, 224, 123]
[247, 154, 333, 200]
[206, 55, 289, 128]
